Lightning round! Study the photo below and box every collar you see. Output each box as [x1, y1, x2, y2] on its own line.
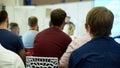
[92, 36, 114, 41]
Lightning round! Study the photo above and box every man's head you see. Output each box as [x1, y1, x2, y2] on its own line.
[0, 10, 8, 25]
[85, 6, 114, 37]
[9, 22, 19, 35]
[50, 8, 66, 28]
[28, 16, 38, 30]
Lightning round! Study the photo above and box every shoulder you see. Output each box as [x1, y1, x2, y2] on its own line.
[37, 28, 49, 34]
[69, 40, 94, 64]
[7, 49, 21, 59]
[0, 48, 21, 62]
[23, 30, 38, 37]
[70, 40, 92, 57]
[62, 32, 72, 42]
[2, 30, 20, 40]
[6, 49, 25, 67]
[0, 29, 14, 36]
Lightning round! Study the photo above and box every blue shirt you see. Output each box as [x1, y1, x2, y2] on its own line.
[22, 30, 38, 48]
[0, 29, 24, 54]
[69, 36, 120, 68]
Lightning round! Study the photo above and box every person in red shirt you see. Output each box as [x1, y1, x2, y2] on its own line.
[33, 8, 72, 60]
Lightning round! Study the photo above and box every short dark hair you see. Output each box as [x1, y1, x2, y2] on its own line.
[9, 22, 18, 30]
[0, 10, 8, 24]
[28, 16, 38, 27]
[50, 9, 66, 26]
[86, 6, 114, 36]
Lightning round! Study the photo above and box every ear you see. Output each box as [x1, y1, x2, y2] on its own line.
[61, 21, 66, 30]
[6, 17, 9, 28]
[85, 23, 91, 33]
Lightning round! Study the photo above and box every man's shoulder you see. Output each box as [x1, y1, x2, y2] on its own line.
[0, 29, 12, 35]
[71, 41, 92, 55]
[38, 28, 50, 34]
[23, 30, 38, 36]
[0, 29, 19, 39]
[0, 48, 20, 61]
[0, 48, 24, 67]
[61, 32, 72, 42]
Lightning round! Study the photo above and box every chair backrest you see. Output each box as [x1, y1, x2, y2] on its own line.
[26, 56, 58, 68]
[25, 48, 33, 56]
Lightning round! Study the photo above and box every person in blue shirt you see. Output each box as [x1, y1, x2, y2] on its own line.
[69, 6, 120, 68]
[0, 10, 26, 63]
[22, 16, 38, 55]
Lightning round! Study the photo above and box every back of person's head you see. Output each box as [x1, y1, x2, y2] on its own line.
[86, 6, 114, 36]
[68, 23, 75, 36]
[9, 22, 19, 35]
[50, 8, 66, 27]
[28, 16, 38, 27]
[9, 22, 18, 30]
[0, 10, 8, 24]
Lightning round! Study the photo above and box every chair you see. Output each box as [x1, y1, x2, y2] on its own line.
[26, 56, 58, 68]
[25, 48, 34, 56]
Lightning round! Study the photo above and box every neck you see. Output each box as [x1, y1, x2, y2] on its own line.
[29, 26, 37, 31]
[54, 26, 63, 30]
[0, 22, 8, 29]
[54, 23, 64, 30]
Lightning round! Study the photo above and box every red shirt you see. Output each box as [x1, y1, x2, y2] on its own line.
[33, 27, 71, 60]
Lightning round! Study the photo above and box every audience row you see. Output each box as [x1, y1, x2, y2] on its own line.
[0, 6, 120, 68]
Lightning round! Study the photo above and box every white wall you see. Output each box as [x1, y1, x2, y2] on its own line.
[6, 1, 93, 38]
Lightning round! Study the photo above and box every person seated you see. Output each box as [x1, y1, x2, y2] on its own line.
[59, 34, 91, 68]
[63, 16, 75, 40]
[0, 44, 25, 68]
[22, 16, 38, 56]
[0, 10, 26, 63]
[8, 22, 20, 36]
[33, 8, 72, 60]
[69, 6, 120, 68]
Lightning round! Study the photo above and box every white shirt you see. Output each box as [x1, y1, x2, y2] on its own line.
[0, 44, 25, 68]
